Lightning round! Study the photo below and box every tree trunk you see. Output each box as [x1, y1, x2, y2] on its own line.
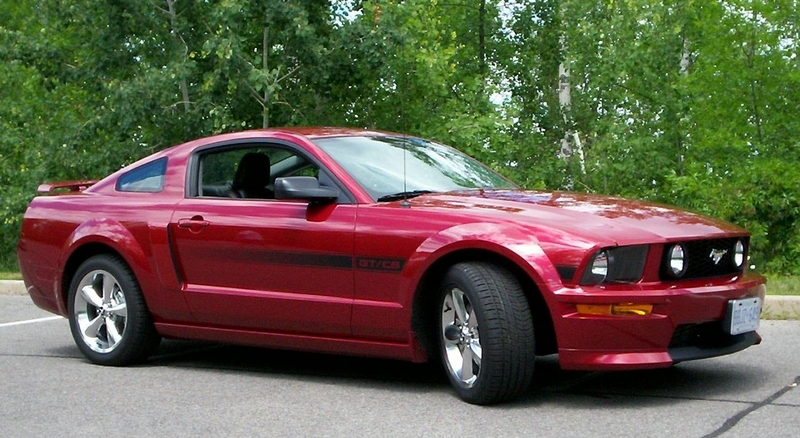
[263, 19, 270, 129]
[478, 0, 487, 80]
[165, 0, 190, 113]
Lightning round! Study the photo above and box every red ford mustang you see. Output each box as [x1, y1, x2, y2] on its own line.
[17, 128, 766, 404]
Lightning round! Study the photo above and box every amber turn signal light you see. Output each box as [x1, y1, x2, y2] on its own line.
[576, 303, 654, 316]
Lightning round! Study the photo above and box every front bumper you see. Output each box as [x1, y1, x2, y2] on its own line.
[552, 274, 766, 370]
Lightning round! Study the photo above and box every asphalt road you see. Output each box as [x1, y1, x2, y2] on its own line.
[2, 295, 798, 438]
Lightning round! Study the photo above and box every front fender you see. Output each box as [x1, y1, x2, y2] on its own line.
[406, 222, 564, 305]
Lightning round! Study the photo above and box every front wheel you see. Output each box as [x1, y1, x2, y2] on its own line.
[438, 262, 536, 405]
[67, 255, 160, 365]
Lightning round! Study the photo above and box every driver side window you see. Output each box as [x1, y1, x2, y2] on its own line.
[197, 145, 318, 199]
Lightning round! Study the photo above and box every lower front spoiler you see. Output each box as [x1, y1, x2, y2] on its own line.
[669, 330, 760, 363]
[559, 330, 761, 371]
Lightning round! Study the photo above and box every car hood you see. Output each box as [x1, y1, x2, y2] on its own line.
[411, 189, 747, 247]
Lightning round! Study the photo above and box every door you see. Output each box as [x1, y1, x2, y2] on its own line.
[168, 144, 356, 336]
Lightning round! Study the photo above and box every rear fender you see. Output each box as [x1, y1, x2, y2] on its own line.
[57, 218, 153, 313]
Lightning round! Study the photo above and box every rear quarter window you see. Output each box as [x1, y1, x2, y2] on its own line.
[116, 158, 167, 193]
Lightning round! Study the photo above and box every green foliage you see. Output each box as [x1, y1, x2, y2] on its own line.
[2, 0, 800, 274]
[665, 159, 800, 274]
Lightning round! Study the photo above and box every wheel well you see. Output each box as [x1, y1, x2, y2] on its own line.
[411, 249, 558, 359]
[61, 243, 123, 309]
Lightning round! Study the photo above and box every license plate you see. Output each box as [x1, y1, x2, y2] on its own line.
[724, 297, 762, 335]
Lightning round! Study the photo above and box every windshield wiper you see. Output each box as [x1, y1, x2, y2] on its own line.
[377, 190, 434, 202]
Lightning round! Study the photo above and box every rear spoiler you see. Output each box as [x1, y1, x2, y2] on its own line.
[37, 180, 99, 194]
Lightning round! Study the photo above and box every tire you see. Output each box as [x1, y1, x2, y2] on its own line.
[67, 255, 161, 365]
[438, 262, 536, 405]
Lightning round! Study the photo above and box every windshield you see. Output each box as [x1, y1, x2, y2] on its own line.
[313, 136, 517, 201]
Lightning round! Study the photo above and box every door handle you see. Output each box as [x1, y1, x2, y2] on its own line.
[177, 216, 210, 233]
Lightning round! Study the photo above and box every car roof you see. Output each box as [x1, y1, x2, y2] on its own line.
[260, 126, 397, 139]
[83, 127, 402, 197]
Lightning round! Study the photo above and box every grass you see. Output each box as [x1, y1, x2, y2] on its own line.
[765, 275, 800, 296]
[0, 271, 22, 280]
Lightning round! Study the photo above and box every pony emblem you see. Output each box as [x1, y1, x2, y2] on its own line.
[709, 248, 728, 265]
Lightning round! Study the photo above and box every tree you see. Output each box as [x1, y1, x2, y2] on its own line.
[2, 0, 800, 273]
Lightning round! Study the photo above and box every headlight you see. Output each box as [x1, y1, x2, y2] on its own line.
[667, 244, 687, 278]
[580, 245, 648, 285]
[591, 250, 609, 280]
[733, 239, 745, 268]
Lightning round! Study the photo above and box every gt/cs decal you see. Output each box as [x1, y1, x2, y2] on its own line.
[214, 248, 406, 273]
[355, 257, 406, 273]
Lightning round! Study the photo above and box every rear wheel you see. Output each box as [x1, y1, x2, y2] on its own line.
[438, 262, 536, 405]
[68, 255, 160, 365]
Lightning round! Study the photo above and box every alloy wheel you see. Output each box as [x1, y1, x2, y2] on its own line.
[73, 269, 129, 353]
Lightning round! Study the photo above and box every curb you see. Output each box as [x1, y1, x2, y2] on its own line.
[0, 280, 27, 296]
[761, 295, 800, 320]
[1, 280, 798, 319]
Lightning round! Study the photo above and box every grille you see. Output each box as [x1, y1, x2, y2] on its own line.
[660, 237, 747, 281]
[669, 321, 736, 349]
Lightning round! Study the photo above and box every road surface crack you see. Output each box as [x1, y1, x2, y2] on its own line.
[701, 374, 800, 437]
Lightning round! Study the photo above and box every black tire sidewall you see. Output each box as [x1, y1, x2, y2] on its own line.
[437, 262, 536, 405]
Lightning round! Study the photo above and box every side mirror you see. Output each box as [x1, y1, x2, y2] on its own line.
[274, 176, 339, 203]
